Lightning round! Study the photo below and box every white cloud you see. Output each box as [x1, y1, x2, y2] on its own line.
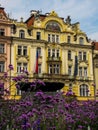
[0, 0, 98, 41]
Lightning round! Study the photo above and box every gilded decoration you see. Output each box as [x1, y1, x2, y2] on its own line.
[49, 10, 58, 17]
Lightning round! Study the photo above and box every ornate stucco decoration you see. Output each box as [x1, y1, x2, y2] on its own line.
[0, 54, 7, 60]
[49, 10, 58, 17]
[16, 55, 29, 61]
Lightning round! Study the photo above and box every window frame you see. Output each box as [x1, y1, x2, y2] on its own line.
[0, 44, 4, 53]
[17, 62, 28, 73]
[17, 45, 27, 56]
[0, 28, 5, 36]
[80, 84, 89, 96]
[19, 30, 25, 39]
[49, 64, 60, 74]
[0, 61, 5, 72]
[67, 36, 71, 43]
[68, 50, 71, 60]
[79, 37, 84, 45]
[68, 66, 72, 76]
[36, 32, 41, 40]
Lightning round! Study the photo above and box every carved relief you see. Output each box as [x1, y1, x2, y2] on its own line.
[0, 54, 7, 61]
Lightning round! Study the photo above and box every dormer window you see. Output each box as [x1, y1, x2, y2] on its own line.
[19, 30, 25, 38]
[79, 37, 84, 45]
[0, 28, 5, 36]
[67, 36, 71, 43]
[36, 32, 41, 40]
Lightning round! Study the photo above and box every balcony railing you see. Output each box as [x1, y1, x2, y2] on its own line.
[33, 73, 68, 81]
[47, 57, 61, 61]
[79, 76, 90, 81]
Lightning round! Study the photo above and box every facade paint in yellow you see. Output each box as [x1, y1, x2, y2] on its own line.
[8, 10, 95, 100]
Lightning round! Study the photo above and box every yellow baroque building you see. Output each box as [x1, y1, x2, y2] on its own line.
[10, 10, 95, 100]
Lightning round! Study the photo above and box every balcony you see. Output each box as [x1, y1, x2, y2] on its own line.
[79, 76, 90, 81]
[68, 75, 75, 80]
[47, 57, 61, 62]
[33, 73, 68, 81]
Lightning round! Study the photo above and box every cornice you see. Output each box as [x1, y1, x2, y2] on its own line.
[60, 42, 92, 49]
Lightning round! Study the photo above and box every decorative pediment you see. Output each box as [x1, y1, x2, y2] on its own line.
[16, 55, 29, 61]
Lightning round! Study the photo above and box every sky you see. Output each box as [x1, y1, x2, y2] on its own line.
[0, 0, 98, 41]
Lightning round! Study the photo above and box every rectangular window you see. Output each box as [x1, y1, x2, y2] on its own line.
[0, 29, 5, 36]
[68, 66, 72, 75]
[79, 67, 82, 77]
[16, 89, 21, 95]
[36, 32, 41, 40]
[18, 46, 22, 55]
[18, 46, 27, 56]
[83, 52, 86, 61]
[57, 49, 59, 58]
[55, 64, 60, 74]
[49, 64, 60, 74]
[23, 46, 27, 56]
[52, 49, 55, 58]
[79, 37, 84, 45]
[49, 64, 52, 74]
[48, 34, 51, 42]
[48, 49, 51, 57]
[68, 50, 71, 60]
[78, 52, 82, 61]
[38, 64, 41, 74]
[17, 63, 28, 73]
[17, 63, 22, 73]
[84, 67, 87, 77]
[37, 48, 41, 57]
[0, 62, 4, 72]
[56, 35, 59, 43]
[67, 36, 71, 43]
[23, 63, 27, 71]
[19, 30, 25, 38]
[0, 44, 4, 53]
[52, 34, 55, 43]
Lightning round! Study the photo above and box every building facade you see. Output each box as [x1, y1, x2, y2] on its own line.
[0, 7, 12, 96]
[9, 10, 95, 100]
[93, 42, 98, 100]
[0, 8, 95, 100]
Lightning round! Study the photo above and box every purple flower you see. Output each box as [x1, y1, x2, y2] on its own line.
[8, 64, 14, 70]
[3, 72, 8, 78]
[0, 83, 4, 88]
[16, 84, 20, 89]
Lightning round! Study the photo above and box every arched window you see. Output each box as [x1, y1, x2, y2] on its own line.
[80, 84, 89, 96]
[46, 21, 61, 32]
[19, 30, 25, 38]
[79, 37, 84, 45]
